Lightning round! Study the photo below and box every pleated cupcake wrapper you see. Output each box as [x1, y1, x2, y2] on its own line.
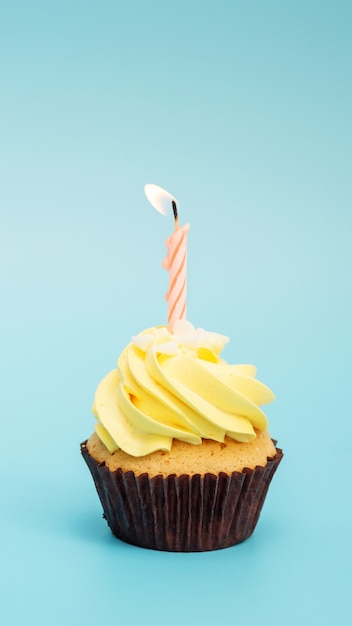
[81, 441, 283, 552]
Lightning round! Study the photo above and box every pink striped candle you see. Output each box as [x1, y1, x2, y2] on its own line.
[144, 184, 190, 333]
[162, 220, 190, 332]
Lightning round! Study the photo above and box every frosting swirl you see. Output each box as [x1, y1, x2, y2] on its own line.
[92, 320, 275, 457]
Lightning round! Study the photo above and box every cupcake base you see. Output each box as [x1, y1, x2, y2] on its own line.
[81, 440, 283, 552]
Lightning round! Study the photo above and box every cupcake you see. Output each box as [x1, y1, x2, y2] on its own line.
[81, 320, 283, 551]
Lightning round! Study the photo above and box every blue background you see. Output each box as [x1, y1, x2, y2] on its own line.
[1, 1, 351, 624]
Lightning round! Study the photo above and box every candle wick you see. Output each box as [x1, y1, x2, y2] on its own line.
[172, 200, 179, 229]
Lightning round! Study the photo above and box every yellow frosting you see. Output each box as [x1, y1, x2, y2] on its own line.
[92, 320, 275, 457]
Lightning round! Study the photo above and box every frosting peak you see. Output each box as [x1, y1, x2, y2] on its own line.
[93, 322, 275, 457]
[132, 320, 229, 358]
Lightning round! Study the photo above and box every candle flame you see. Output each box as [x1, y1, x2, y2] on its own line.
[144, 184, 179, 218]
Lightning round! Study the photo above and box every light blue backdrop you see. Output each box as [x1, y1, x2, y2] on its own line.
[1, 1, 351, 625]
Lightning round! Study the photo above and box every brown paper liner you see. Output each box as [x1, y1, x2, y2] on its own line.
[81, 440, 283, 552]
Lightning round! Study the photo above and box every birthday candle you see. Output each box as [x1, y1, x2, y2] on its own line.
[144, 184, 190, 332]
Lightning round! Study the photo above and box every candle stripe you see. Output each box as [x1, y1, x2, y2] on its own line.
[169, 233, 184, 266]
[163, 230, 183, 298]
[166, 251, 187, 299]
[162, 223, 190, 333]
[168, 279, 187, 327]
